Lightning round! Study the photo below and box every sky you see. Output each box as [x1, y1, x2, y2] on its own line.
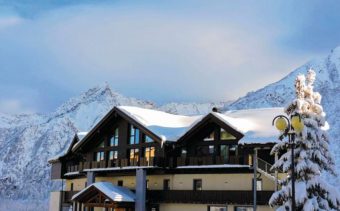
[0, 0, 340, 114]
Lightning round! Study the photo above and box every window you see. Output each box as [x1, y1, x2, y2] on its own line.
[144, 147, 155, 163]
[193, 179, 202, 191]
[208, 206, 227, 211]
[229, 145, 238, 155]
[129, 148, 139, 161]
[220, 145, 230, 163]
[143, 134, 153, 143]
[129, 125, 140, 145]
[204, 131, 214, 141]
[95, 151, 105, 161]
[117, 180, 123, 186]
[220, 128, 236, 140]
[234, 207, 253, 211]
[146, 179, 149, 189]
[209, 145, 214, 154]
[98, 140, 105, 148]
[256, 179, 263, 191]
[110, 128, 119, 146]
[70, 183, 74, 191]
[163, 179, 170, 190]
[109, 150, 118, 160]
[196, 145, 214, 156]
[181, 149, 187, 158]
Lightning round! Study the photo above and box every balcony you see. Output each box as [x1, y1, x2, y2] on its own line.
[171, 155, 240, 167]
[147, 190, 273, 205]
[65, 156, 244, 174]
[66, 157, 163, 173]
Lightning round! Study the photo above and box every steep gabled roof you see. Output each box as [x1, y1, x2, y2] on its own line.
[71, 106, 200, 152]
[72, 182, 135, 202]
[176, 112, 244, 144]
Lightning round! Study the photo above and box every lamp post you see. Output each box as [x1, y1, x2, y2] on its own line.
[272, 114, 304, 211]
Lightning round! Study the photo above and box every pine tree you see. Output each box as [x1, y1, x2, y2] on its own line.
[269, 69, 340, 210]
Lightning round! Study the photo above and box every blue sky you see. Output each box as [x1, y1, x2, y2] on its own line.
[0, 0, 340, 114]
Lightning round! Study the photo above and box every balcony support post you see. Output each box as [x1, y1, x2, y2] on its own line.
[253, 148, 258, 211]
[87, 172, 95, 186]
[135, 168, 146, 211]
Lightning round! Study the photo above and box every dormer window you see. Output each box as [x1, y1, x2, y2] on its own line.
[110, 128, 119, 146]
[143, 134, 153, 143]
[98, 140, 105, 148]
[204, 131, 214, 141]
[129, 125, 140, 145]
[220, 129, 236, 140]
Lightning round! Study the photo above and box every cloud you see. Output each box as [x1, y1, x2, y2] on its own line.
[0, 99, 36, 114]
[0, 1, 338, 113]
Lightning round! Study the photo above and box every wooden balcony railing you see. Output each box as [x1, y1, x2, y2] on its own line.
[65, 156, 243, 173]
[175, 156, 240, 167]
[66, 157, 163, 173]
[147, 190, 273, 205]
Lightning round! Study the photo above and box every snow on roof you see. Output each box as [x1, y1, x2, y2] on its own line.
[71, 182, 135, 202]
[48, 132, 89, 163]
[220, 107, 284, 145]
[118, 106, 201, 141]
[77, 132, 88, 140]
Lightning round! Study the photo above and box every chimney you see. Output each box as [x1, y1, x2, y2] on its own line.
[212, 107, 221, 113]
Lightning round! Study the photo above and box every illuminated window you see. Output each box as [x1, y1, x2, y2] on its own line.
[110, 128, 119, 146]
[220, 129, 236, 140]
[129, 148, 139, 161]
[129, 125, 140, 145]
[144, 147, 155, 163]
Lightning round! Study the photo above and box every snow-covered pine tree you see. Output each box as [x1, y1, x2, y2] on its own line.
[269, 69, 340, 210]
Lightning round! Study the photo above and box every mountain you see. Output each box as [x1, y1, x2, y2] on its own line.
[226, 46, 340, 183]
[0, 83, 228, 209]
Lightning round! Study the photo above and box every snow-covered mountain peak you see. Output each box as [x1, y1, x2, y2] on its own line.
[226, 47, 340, 185]
[226, 47, 340, 110]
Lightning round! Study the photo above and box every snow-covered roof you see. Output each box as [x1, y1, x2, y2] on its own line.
[118, 106, 282, 144]
[71, 182, 135, 202]
[68, 106, 283, 155]
[48, 132, 88, 163]
[117, 106, 201, 141]
[220, 107, 283, 145]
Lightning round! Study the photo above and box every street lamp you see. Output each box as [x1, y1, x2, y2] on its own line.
[272, 114, 304, 211]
